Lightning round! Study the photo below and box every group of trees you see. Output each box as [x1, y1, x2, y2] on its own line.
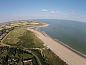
[0, 27, 14, 40]
[0, 46, 36, 65]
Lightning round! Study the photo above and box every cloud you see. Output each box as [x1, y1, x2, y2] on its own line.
[40, 9, 86, 22]
[41, 9, 58, 14]
[50, 11, 56, 13]
[41, 9, 48, 12]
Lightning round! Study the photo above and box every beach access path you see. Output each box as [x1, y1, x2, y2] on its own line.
[27, 28, 86, 65]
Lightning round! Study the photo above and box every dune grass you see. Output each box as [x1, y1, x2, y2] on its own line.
[43, 49, 67, 65]
[2, 28, 67, 65]
[2, 28, 44, 48]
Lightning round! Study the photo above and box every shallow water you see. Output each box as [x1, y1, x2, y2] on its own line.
[36, 19, 86, 55]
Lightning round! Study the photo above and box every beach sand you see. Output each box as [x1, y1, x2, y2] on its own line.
[27, 28, 86, 65]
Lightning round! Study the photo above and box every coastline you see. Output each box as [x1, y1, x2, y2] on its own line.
[37, 26, 86, 58]
[54, 38, 86, 58]
[39, 30, 86, 58]
[27, 27, 86, 65]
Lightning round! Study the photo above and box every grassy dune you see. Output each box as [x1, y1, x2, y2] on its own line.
[2, 28, 67, 65]
[2, 28, 44, 48]
[43, 49, 67, 65]
[2, 28, 26, 44]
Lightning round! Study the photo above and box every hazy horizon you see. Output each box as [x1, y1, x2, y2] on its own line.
[0, 0, 86, 22]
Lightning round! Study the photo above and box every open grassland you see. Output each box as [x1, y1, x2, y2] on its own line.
[2, 28, 44, 48]
[2, 28, 26, 45]
[2, 28, 67, 65]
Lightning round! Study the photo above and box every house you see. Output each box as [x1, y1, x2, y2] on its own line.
[23, 59, 33, 65]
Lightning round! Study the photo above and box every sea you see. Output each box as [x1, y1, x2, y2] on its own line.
[36, 19, 86, 55]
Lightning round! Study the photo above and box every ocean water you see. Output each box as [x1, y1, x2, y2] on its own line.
[37, 19, 86, 55]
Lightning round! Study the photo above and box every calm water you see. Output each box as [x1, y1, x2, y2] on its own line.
[37, 19, 86, 55]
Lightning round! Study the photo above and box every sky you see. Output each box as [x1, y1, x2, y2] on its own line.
[0, 0, 86, 22]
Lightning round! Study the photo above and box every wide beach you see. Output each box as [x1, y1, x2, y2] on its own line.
[27, 28, 86, 65]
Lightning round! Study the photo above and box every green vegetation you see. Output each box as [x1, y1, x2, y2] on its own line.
[30, 49, 49, 65]
[2, 28, 44, 48]
[43, 49, 67, 65]
[1, 27, 68, 65]
[0, 46, 37, 65]
[2, 28, 26, 44]
[29, 48, 68, 65]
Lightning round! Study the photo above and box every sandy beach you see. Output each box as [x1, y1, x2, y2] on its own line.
[27, 28, 86, 65]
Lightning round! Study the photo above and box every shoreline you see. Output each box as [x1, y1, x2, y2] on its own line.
[54, 38, 86, 58]
[39, 30, 86, 58]
[27, 27, 86, 65]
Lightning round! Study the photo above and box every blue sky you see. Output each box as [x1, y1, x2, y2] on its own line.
[0, 0, 86, 22]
